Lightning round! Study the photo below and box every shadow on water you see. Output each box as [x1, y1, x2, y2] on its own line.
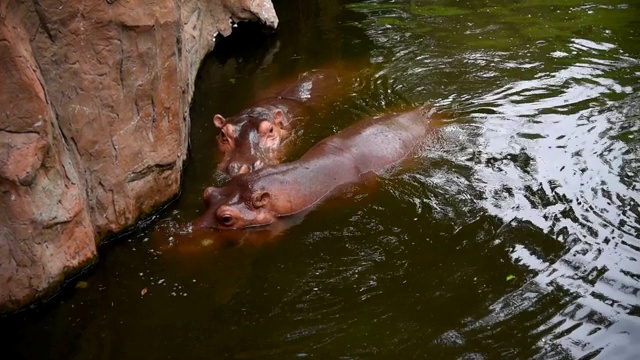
[2, 0, 639, 359]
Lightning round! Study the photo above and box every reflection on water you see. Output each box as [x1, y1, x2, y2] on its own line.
[352, 0, 639, 353]
[2, 0, 639, 359]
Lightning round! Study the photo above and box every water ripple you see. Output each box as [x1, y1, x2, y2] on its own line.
[349, 0, 640, 358]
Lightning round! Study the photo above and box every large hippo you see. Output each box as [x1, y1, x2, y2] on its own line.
[214, 68, 351, 176]
[194, 106, 440, 230]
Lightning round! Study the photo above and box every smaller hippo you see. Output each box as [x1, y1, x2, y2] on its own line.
[194, 106, 440, 230]
[214, 69, 348, 176]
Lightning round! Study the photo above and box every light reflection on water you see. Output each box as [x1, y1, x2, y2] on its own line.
[349, 0, 639, 358]
[356, 1, 640, 358]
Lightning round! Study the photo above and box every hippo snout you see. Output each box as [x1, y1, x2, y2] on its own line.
[228, 163, 250, 176]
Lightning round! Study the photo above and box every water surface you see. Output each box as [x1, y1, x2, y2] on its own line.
[2, 0, 639, 359]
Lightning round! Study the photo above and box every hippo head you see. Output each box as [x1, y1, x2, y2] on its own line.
[192, 183, 278, 230]
[214, 107, 289, 176]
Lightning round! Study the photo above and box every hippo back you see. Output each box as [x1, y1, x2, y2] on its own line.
[302, 107, 433, 175]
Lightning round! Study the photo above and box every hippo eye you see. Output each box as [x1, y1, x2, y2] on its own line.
[268, 125, 274, 134]
[220, 214, 234, 226]
[220, 132, 229, 143]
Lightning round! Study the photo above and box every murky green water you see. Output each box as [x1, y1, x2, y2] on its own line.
[2, 0, 639, 358]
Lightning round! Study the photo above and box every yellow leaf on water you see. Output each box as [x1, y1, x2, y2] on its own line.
[201, 238, 214, 247]
[75, 281, 89, 289]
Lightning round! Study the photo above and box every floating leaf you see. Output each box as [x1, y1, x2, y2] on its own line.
[141, 287, 148, 296]
[506, 275, 516, 281]
[75, 281, 89, 289]
[201, 238, 214, 247]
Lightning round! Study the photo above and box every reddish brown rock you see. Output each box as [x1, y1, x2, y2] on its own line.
[0, 0, 278, 313]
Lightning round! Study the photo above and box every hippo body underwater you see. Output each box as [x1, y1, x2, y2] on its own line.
[214, 68, 349, 175]
[194, 107, 439, 230]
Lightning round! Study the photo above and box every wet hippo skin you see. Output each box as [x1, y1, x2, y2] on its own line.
[194, 106, 440, 229]
[214, 68, 351, 176]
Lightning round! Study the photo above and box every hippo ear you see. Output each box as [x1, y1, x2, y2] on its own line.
[251, 191, 271, 208]
[203, 186, 219, 206]
[213, 114, 226, 128]
[203, 186, 216, 199]
[271, 109, 286, 129]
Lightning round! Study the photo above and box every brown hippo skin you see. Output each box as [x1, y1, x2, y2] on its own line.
[194, 107, 439, 230]
[214, 69, 346, 176]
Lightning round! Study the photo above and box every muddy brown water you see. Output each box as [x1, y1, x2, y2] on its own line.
[2, 0, 639, 359]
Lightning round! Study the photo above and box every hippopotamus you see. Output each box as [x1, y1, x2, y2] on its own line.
[193, 106, 440, 230]
[214, 68, 350, 176]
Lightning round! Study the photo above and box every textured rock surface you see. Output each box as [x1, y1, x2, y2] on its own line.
[0, 0, 278, 313]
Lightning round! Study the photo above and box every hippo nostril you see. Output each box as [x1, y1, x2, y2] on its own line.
[228, 163, 241, 176]
[228, 162, 254, 175]
[237, 164, 250, 175]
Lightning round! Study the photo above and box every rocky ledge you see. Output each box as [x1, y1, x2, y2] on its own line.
[0, 0, 278, 313]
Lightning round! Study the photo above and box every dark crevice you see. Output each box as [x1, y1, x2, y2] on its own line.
[134, 98, 141, 120]
[150, 96, 157, 128]
[0, 129, 40, 135]
[110, 135, 118, 165]
[175, 2, 183, 61]
[34, 1, 55, 43]
[126, 162, 175, 183]
[118, 32, 125, 93]
[42, 218, 72, 230]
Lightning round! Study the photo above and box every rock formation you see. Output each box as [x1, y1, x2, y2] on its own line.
[0, 0, 278, 313]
